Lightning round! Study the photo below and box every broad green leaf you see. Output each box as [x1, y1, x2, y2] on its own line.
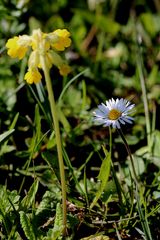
[148, 65, 159, 87]
[44, 203, 63, 240]
[136, 146, 149, 156]
[0, 185, 20, 221]
[90, 147, 111, 209]
[140, 13, 160, 38]
[36, 190, 57, 216]
[153, 191, 160, 200]
[19, 211, 36, 240]
[129, 155, 145, 176]
[0, 186, 20, 238]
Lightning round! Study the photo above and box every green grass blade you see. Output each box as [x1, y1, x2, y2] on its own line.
[136, 189, 153, 240]
[58, 68, 89, 103]
[90, 146, 111, 209]
[62, 146, 85, 195]
[0, 129, 15, 144]
[21, 179, 39, 210]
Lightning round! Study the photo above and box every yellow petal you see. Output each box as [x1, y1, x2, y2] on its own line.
[6, 36, 28, 59]
[24, 69, 42, 84]
[51, 29, 71, 51]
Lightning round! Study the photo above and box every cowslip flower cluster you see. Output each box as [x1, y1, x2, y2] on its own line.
[93, 98, 135, 129]
[6, 28, 71, 84]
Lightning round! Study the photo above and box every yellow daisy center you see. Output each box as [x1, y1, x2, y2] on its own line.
[108, 109, 122, 120]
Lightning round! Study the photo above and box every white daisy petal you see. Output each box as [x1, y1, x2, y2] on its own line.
[104, 122, 111, 127]
[125, 116, 134, 120]
[93, 98, 135, 129]
[94, 109, 105, 117]
[119, 118, 126, 124]
[98, 104, 109, 114]
[113, 121, 120, 129]
[123, 118, 133, 124]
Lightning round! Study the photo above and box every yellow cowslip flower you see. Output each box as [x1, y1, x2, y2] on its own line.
[50, 29, 71, 51]
[59, 64, 71, 76]
[6, 28, 71, 84]
[24, 69, 42, 84]
[6, 36, 28, 59]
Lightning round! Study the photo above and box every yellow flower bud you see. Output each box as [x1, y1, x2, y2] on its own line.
[59, 64, 71, 76]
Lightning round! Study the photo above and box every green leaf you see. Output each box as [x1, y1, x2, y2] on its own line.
[62, 147, 85, 195]
[34, 104, 41, 143]
[0, 113, 19, 155]
[151, 130, 160, 167]
[58, 69, 89, 102]
[129, 155, 145, 176]
[44, 203, 63, 240]
[0, 186, 20, 237]
[148, 65, 159, 87]
[140, 13, 160, 38]
[42, 151, 60, 180]
[73, 9, 120, 36]
[36, 191, 56, 216]
[57, 106, 71, 133]
[81, 234, 110, 240]
[28, 104, 42, 155]
[0, 129, 15, 144]
[19, 211, 36, 240]
[90, 147, 111, 209]
[95, 15, 120, 36]
[21, 179, 39, 209]
[53, 203, 63, 236]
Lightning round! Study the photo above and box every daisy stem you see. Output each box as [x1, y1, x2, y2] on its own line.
[117, 128, 139, 185]
[40, 56, 67, 234]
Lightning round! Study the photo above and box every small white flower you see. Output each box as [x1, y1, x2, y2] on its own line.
[93, 98, 135, 129]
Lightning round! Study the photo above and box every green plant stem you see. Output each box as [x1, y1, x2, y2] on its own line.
[40, 56, 67, 234]
[136, 36, 151, 149]
[117, 128, 139, 185]
[109, 127, 124, 211]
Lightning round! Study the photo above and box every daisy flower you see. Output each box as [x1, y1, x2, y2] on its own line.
[93, 98, 135, 129]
